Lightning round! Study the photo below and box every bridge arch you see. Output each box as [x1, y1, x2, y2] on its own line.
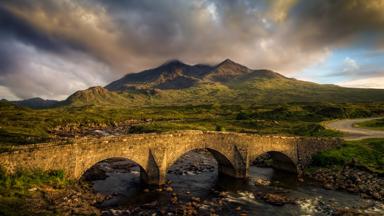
[76, 153, 154, 184]
[251, 151, 298, 173]
[166, 147, 239, 179]
[81, 157, 150, 183]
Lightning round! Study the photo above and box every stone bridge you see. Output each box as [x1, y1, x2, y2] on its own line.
[0, 131, 340, 185]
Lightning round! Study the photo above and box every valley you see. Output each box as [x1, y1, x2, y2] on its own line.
[2, 1, 384, 215]
[1, 60, 384, 215]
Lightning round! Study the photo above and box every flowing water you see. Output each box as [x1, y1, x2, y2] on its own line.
[90, 151, 384, 215]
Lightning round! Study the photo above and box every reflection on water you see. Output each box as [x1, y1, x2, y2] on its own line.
[91, 151, 384, 215]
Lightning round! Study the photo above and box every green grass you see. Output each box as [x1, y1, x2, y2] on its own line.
[0, 169, 69, 195]
[310, 138, 384, 173]
[355, 118, 384, 131]
[1, 101, 384, 146]
[1, 99, 384, 213]
[0, 169, 70, 216]
[61, 74, 384, 107]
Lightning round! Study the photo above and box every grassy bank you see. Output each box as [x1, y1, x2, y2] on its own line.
[0, 169, 69, 216]
[310, 138, 384, 174]
[355, 118, 384, 131]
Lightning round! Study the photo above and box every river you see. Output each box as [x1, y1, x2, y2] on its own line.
[88, 150, 384, 215]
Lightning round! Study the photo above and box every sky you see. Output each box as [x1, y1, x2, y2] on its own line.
[1, 0, 384, 100]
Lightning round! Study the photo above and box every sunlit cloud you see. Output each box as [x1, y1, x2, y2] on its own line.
[342, 57, 360, 73]
[338, 76, 384, 89]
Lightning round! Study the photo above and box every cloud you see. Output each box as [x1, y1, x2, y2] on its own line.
[342, 57, 360, 73]
[0, 0, 384, 99]
[0, 39, 116, 100]
[338, 75, 384, 89]
[0, 86, 19, 101]
[268, 0, 298, 22]
[290, 0, 384, 49]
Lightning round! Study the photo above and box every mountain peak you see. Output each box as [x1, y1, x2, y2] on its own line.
[221, 58, 236, 64]
[160, 59, 187, 67]
[69, 86, 109, 100]
[203, 59, 251, 82]
[106, 59, 283, 91]
[215, 58, 250, 72]
[87, 86, 108, 93]
[217, 58, 242, 67]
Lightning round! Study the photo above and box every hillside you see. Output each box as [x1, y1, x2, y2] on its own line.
[12, 97, 59, 109]
[17, 59, 384, 107]
[106, 60, 214, 91]
[104, 59, 384, 106]
[63, 86, 132, 106]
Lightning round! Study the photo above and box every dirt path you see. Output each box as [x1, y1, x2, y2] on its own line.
[324, 117, 384, 140]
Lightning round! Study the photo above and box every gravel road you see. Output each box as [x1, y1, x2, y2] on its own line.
[324, 117, 384, 140]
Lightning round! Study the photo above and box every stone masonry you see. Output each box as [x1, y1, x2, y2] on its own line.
[0, 130, 341, 185]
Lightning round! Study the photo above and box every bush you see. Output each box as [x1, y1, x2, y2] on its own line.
[311, 151, 346, 167]
[291, 123, 340, 137]
[128, 125, 158, 133]
[215, 125, 225, 132]
[236, 111, 250, 120]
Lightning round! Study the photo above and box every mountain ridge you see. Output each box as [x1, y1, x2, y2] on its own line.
[12, 59, 384, 108]
[105, 59, 283, 91]
[11, 97, 59, 109]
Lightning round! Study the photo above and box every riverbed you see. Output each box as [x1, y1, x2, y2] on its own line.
[89, 150, 384, 215]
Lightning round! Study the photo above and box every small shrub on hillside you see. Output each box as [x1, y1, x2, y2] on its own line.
[215, 125, 225, 132]
[236, 111, 250, 120]
[128, 125, 158, 133]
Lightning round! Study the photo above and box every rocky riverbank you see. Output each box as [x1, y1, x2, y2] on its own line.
[23, 183, 105, 215]
[48, 119, 151, 138]
[30, 149, 382, 216]
[100, 186, 251, 216]
[89, 150, 383, 215]
[167, 149, 216, 176]
[307, 165, 384, 201]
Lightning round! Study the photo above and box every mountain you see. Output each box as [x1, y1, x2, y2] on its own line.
[106, 60, 214, 91]
[12, 97, 59, 109]
[63, 86, 132, 106]
[0, 99, 16, 108]
[105, 59, 283, 90]
[62, 59, 384, 106]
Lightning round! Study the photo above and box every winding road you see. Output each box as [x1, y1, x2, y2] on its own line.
[324, 117, 384, 140]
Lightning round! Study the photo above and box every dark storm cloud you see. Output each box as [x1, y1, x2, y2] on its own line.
[0, 5, 68, 53]
[289, 0, 384, 49]
[1, 0, 384, 99]
[0, 42, 15, 75]
[0, 2, 110, 65]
